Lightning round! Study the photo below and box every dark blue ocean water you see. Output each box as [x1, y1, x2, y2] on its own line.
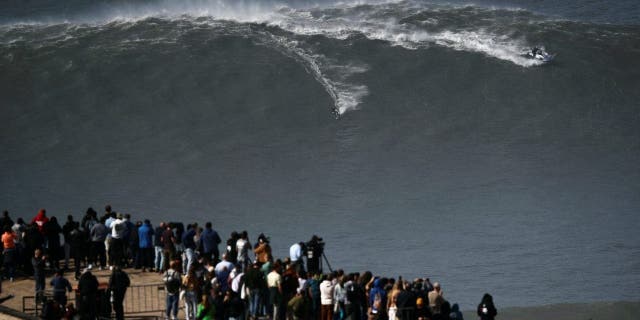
[1, 0, 639, 309]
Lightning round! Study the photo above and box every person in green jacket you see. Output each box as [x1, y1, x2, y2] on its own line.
[197, 294, 216, 320]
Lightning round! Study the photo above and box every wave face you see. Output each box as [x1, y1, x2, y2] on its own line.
[2, 0, 640, 309]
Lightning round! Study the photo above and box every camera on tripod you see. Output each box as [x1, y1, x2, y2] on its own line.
[305, 235, 326, 274]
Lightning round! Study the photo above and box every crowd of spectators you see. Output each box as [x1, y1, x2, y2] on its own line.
[0, 207, 497, 320]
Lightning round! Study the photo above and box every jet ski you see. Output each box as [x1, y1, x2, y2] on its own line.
[525, 47, 555, 63]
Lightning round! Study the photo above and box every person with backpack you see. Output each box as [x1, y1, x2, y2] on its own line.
[163, 260, 182, 320]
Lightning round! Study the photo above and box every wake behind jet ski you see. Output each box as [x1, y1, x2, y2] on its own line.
[525, 47, 555, 63]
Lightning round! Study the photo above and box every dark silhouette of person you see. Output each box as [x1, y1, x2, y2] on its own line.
[77, 268, 99, 320]
[477, 293, 497, 320]
[109, 265, 131, 320]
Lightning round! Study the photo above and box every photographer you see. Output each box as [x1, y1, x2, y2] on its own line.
[306, 235, 324, 274]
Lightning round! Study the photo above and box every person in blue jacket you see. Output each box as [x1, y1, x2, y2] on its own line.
[137, 219, 154, 272]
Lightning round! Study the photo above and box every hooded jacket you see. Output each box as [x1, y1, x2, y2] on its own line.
[31, 209, 49, 234]
[369, 279, 388, 312]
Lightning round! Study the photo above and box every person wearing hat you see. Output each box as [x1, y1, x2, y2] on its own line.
[415, 297, 431, 320]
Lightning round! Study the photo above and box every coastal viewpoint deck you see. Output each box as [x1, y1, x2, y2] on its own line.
[0, 267, 180, 319]
[2, 267, 639, 319]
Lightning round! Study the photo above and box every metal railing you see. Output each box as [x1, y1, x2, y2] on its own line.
[23, 283, 168, 318]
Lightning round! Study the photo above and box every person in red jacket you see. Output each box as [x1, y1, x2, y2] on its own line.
[31, 209, 49, 234]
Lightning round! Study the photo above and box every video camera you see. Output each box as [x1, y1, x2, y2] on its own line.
[306, 235, 324, 259]
[305, 235, 325, 274]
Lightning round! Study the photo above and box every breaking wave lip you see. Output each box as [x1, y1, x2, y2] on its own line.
[2, 0, 551, 115]
[266, 4, 546, 67]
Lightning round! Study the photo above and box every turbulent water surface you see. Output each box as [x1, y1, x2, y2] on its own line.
[2, 0, 640, 309]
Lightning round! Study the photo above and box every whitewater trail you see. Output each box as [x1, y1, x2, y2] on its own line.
[254, 31, 369, 115]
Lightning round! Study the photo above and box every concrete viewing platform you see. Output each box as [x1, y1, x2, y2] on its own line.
[1, 267, 170, 319]
[1, 266, 639, 319]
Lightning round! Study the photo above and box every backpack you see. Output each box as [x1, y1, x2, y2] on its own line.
[163, 270, 181, 294]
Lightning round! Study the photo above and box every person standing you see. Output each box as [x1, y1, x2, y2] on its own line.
[61, 215, 76, 271]
[477, 293, 497, 320]
[0, 210, 13, 230]
[10, 218, 25, 271]
[68, 221, 85, 280]
[81, 208, 98, 233]
[369, 278, 388, 320]
[50, 270, 72, 307]
[2, 226, 17, 282]
[161, 224, 176, 272]
[267, 262, 284, 320]
[428, 283, 445, 320]
[215, 253, 234, 294]
[90, 218, 109, 270]
[236, 231, 251, 270]
[32, 248, 47, 303]
[31, 209, 49, 235]
[395, 281, 416, 320]
[200, 222, 222, 264]
[43, 216, 62, 270]
[162, 260, 182, 320]
[77, 267, 99, 320]
[254, 234, 272, 264]
[122, 214, 136, 267]
[154, 222, 165, 273]
[109, 265, 130, 320]
[182, 223, 197, 275]
[183, 265, 201, 320]
[289, 242, 304, 275]
[320, 274, 335, 320]
[110, 214, 126, 268]
[137, 219, 154, 272]
[244, 261, 264, 320]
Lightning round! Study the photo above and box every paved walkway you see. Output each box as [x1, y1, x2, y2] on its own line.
[0, 267, 175, 318]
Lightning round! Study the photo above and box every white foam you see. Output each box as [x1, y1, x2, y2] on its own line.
[1, 0, 546, 114]
[266, 4, 544, 67]
[255, 32, 369, 115]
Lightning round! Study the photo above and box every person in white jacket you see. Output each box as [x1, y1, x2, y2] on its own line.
[320, 274, 335, 320]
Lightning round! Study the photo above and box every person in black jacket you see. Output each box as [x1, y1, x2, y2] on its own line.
[77, 268, 99, 320]
[43, 216, 62, 270]
[109, 265, 130, 320]
[62, 215, 76, 271]
[477, 293, 497, 320]
[32, 248, 46, 303]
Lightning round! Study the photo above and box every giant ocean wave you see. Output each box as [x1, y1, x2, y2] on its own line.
[1, 1, 581, 114]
